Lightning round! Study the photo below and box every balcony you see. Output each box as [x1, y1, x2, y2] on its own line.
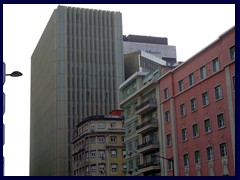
[136, 118, 158, 134]
[138, 161, 160, 174]
[135, 98, 157, 115]
[137, 140, 159, 154]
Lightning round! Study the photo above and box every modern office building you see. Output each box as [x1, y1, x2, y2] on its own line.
[123, 35, 177, 66]
[158, 26, 235, 176]
[72, 110, 126, 176]
[30, 6, 124, 175]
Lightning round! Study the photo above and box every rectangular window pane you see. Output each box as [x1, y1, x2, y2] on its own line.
[200, 66, 207, 80]
[204, 119, 211, 133]
[164, 88, 169, 100]
[178, 80, 184, 92]
[202, 92, 209, 106]
[165, 111, 170, 123]
[217, 113, 225, 128]
[212, 58, 220, 73]
[194, 150, 200, 164]
[182, 128, 187, 141]
[191, 98, 197, 111]
[206, 147, 214, 161]
[189, 73, 195, 86]
[220, 143, 227, 157]
[192, 124, 199, 137]
[215, 85, 222, 100]
[180, 104, 186, 117]
[183, 154, 189, 167]
[230, 46, 235, 61]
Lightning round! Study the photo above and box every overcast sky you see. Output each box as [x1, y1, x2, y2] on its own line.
[3, 4, 235, 176]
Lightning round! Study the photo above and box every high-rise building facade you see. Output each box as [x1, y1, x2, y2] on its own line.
[72, 110, 126, 176]
[30, 6, 124, 175]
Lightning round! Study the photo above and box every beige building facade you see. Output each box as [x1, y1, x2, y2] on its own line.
[72, 110, 126, 176]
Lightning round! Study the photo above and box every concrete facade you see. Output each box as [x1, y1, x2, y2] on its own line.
[119, 66, 173, 176]
[30, 6, 124, 175]
[72, 110, 126, 176]
[123, 35, 177, 66]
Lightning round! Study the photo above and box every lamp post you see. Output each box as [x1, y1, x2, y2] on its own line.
[3, 62, 23, 175]
[152, 155, 174, 176]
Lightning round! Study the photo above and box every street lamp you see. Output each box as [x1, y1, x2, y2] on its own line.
[5, 71, 23, 77]
[152, 155, 174, 176]
[3, 62, 23, 176]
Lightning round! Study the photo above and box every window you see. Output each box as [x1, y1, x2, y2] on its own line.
[202, 92, 209, 106]
[182, 128, 187, 141]
[204, 119, 211, 133]
[168, 159, 173, 171]
[178, 80, 184, 92]
[97, 123, 105, 129]
[91, 165, 96, 172]
[220, 143, 228, 158]
[90, 137, 95, 143]
[212, 58, 220, 73]
[110, 136, 117, 143]
[123, 164, 127, 172]
[98, 136, 105, 143]
[111, 149, 117, 157]
[165, 111, 170, 123]
[121, 136, 125, 143]
[90, 124, 95, 130]
[111, 164, 117, 172]
[122, 150, 126, 157]
[183, 154, 189, 167]
[230, 46, 235, 61]
[217, 113, 225, 128]
[192, 124, 199, 137]
[99, 164, 105, 172]
[206, 146, 214, 161]
[98, 150, 105, 158]
[189, 73, 195, 86]
[194, 150, 201, 164]
[85, 152, 89, 159]
[90, 150, 96, 158]
[200, 66, 207, 80]
[180, 104, 186, 117]
[215, 85, 222, 100]
[164, 88, 169, 100]
[191, 98, 197, 112]
[166, 134, 171, 146]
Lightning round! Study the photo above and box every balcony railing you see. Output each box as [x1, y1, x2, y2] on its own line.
[135, 98, 156, 111]
[136, 118, 157, 130]
[137, 139, 159, 150]
[138, 161, 159, 170]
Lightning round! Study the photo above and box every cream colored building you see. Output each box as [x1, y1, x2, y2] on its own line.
[72, 110, 126, 176]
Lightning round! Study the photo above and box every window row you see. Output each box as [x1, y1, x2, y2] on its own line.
[73, 163, 127, 175]
[181, 114, 225, 141]
[73, 136, 125, 151]
[180, 88, 223, 117]
[73, 149, 126, 161]
[183, 142, 228, 167]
